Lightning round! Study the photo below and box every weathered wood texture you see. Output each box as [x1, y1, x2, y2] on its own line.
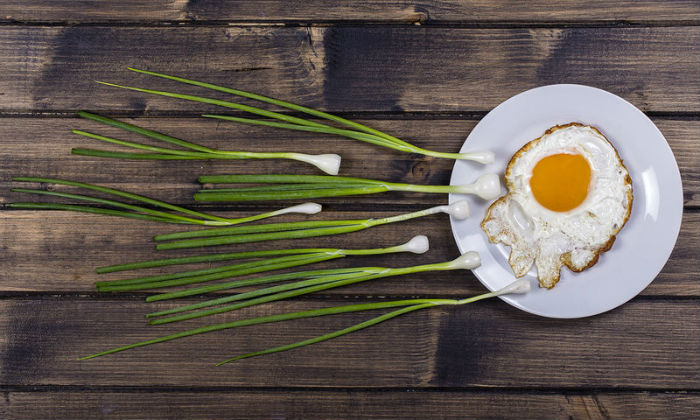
[1, 1, 699, 23]
[0, 27, 698, 113]
[1, 117, 697, 206]
[0, 298, 697, 387]
[0, 210, 697, 296]
[1, 3, 698, 419]
[1, 390, 698, 420]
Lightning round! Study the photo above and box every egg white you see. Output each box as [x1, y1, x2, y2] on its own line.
[481, 124, 632, 288]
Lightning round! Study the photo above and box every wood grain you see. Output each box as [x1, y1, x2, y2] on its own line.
[0, 117, 697, 206]
[0, 27, 698, 113]
[0, 210, 697, 296]
[1, 1, 699, 23]
[0, 3, 697, 418]
[1, 390, 697, 420]
[0, 298, 697, 388]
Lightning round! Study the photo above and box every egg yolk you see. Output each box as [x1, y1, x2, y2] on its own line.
[530, 153, 591, 212]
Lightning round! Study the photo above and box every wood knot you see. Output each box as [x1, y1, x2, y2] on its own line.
[410, 159, 433, 181]
[411, 6, 430, 25]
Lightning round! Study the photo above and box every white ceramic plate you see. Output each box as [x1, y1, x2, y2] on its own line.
[448, 84, 683, 318]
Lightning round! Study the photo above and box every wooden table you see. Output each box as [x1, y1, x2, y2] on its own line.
[1, 2, 698, 419]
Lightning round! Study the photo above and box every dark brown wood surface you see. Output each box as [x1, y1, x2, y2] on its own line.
[1, 27, 698, 113]
[1, 1, 699, 23]
[0, 2, 698, 419]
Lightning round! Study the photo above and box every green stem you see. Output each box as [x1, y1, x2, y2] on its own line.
[146, 266, 386, 302]
[363, 205, 449, 228]
[127, 67, 407, 145]
[199, 174, 388, 185]
[100, 69, 493, 163]
[155, 224, 369, 250]
[194, 174, 470, 202]
[96, 81, 332, 129]
[11, 188, 209, 225]
[97, 252, 327, 287]
[79, 280, 529, 362]
[145, 237, 425, 319]
[72, 148, 217, 160]
[218, 290, 503, 364]
[153, 219, 360, 241]
[74, 112, 341, 174]
[12, 177, 230, 223]
[145, 267, 370, 307]
[194, 183, 371, 196]
[73, 130, 211, 157]
[202, 114, 412, 151]
[146, 268, 369, 319]
[196, 184, 349, 193]
[12, 178, 322, 226]
[96, 248, 337, 274]
[99, 237, 417, 275]
[8, 203, 183, 224]
[149, 271, 382, 323]
[146, 257, 459, 320]
[195, 185, 388, 202]
[153, 202, 455, 250]
[78, 111, 215, 153]
[73, 130, 317, 161]
[217, 303, 436, 365]
[98, 254, 335, 292]
[78, 299, 448, 361]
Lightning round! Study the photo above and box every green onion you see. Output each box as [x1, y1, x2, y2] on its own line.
[96, 68, 494, 163]
[73, 112, 341, 175]
[97, 247, 339, 274]
[10, 177, 321, 226]
[78, 279, 531, 363]
[195, 173, 501, 202]
[153, 200, 471, 250]
[97, 254, 337, 292]
[94, 235, 429, 292]
[145, 251, 482, 324]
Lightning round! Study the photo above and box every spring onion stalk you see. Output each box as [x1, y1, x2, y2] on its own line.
[95, 235, 429, 292]
[97, 68, 494, 164]
[97, 254, 339, 292]
[195, 173, 501, 202]
[145, 252, 482, 324]
[10, 177, 321, 226]
[73, 112, 341, 175]
[78, 279, 531, 362]
[153, 200, 471, 250]
[97, 247, 344, 274]
[144, 268, 378, 320]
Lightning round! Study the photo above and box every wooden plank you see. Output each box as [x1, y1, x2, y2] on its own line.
[0, 298, 697, 388]
[1, 1, 698, 23]
[0, 117, 697, 207]
[0, 210, 696, 296]
[657, 118, 700, 207]
[0, 27, 697, 113]
[0, 390, 697, 420]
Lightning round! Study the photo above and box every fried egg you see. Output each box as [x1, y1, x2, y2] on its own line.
[481, 123, 633, 289]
